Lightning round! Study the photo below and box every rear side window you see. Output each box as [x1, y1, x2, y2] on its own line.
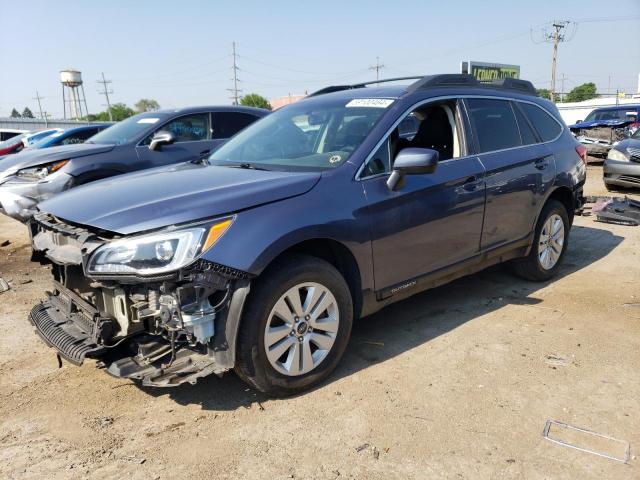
[211, 112, 259, 139]
[520, 103, 562, 142]
[466, 98, 521, 153]
[512, 103, 538, 145]
[59, 128, 100, 145]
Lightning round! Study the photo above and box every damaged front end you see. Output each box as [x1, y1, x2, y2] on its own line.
[28, 212, 251, 387]
[570, 120, 640, 157]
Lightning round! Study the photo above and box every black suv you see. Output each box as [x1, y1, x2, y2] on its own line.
[28, 75, 586, 396]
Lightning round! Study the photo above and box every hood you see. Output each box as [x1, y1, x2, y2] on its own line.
[569, 119, 631, 130]
[612, 138, 640, 151]
[39, 162, 321, 234]
[0, 143, 115, 174]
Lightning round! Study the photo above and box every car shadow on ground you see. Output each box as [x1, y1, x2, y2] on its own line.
[143, 223, 623, 410]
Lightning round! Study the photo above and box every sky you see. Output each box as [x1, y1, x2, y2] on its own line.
[1, 0, 639, 118]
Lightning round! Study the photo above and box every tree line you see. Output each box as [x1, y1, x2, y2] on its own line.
[536, 82, 598, 102]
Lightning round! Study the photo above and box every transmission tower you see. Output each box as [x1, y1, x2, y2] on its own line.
[369, 56, 386, 84]
[97, 72, 113, 122]
[227, 42, 242, 105]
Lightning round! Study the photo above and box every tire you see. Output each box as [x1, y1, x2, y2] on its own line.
[513, 199, 570, 282]
[235, 254, 353, 396]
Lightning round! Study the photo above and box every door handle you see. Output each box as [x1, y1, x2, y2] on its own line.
[535, 158, 548, 170]
[460, 175, 481, 192]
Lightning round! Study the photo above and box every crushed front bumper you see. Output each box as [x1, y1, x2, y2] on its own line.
[0, 172, 73, 221]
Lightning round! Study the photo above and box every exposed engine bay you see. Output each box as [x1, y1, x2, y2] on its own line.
[28, 212, 251, 387]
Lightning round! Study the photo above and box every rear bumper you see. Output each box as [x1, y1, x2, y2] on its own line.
[0, 172, 73, 222]
[603, 160, 640, 188]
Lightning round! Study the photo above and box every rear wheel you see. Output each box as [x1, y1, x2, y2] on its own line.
[235, 254, 353, 396]
[513, 199, 570, 282]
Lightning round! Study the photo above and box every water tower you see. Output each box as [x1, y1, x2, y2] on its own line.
[60, 69, 89, 120]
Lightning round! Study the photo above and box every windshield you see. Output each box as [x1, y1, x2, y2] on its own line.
[208, 97, 393, 171]
[26, 129, 59, 146]
[31, 130, 65, 148]
[88, 114, 164, 145]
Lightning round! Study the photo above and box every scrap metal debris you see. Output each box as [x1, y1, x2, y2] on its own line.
[0, 278, 9, 293]
[583, 196, 640, 226]
[543, 419, 630, 463]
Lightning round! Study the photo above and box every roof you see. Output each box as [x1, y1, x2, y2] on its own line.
[151, 105, 270, 116]
[307, 74, 539, 101]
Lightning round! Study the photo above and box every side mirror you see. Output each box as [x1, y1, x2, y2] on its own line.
[387, 148, 439, 191]
[149, 130, 176, 151]
[575, 119, 583, 123]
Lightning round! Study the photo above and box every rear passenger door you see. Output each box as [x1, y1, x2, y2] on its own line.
[465, 98, 556, 251]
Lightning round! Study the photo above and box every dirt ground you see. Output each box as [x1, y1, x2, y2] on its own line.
[0, 162, 638, 479]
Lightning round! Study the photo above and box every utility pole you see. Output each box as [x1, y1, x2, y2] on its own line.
[545, 21, 571, 103]
[227, 42, 242, 105]
[97, 72, 113, 122]
[369, 56, 385, 84]
[33, 90, 46, 126]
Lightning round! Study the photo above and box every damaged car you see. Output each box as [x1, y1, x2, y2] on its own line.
[27, 74, 586, 396]
[604, 126, 640, 190]
[0, 106, 267, 222]
[569, 104, 640, 157]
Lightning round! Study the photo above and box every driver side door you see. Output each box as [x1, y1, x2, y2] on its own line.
[361, 99, 486, 296]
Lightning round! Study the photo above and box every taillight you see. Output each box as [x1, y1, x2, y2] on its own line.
[575, 144, 588, 165]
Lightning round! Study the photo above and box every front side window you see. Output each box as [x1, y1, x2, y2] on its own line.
[161, 113, 210, 142]
[466, 98, 521, 153]
[361, 100, 462, 178]
[209, 97, 392, 171]
[211, 112, 259, 139]
[519, 103, 562, 142]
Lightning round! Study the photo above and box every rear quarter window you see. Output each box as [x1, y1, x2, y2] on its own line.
[520, 103, 562, 142]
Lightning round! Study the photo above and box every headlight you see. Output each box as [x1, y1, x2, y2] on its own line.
[17, 160, 69, 180]
[87, 218, 234, 275]
[607, 149, 629, 162]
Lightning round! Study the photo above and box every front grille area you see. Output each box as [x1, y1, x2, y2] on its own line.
[29, 301, 105, 365]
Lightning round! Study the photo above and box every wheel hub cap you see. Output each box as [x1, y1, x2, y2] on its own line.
[264, 282, 339, 377]
[538, 213, 565, 270]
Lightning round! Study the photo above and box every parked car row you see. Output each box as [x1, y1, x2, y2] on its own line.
[10, 74, 588, 396]
[0, 106, 267, 221]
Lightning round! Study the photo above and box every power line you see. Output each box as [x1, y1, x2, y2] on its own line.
[369, 56, 386, 84]
[97, 72, 113, 121]
[227, 41, 242, 105]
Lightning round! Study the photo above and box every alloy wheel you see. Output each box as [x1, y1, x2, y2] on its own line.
[264, 282, 339, 376]
[538, 213, 565, 270]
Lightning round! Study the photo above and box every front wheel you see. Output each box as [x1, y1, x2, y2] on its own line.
[235, 254, 353, 396]
[513, 199, 570, 282]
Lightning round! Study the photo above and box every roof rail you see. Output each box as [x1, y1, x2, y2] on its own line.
[407, 74, 479, 92]
[308, 76, 423, 97]
[486, 78, 537, 96]
[309, 74, 538, 98]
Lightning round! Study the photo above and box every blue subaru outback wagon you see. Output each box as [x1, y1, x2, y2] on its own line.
[28, 74, 587, 396]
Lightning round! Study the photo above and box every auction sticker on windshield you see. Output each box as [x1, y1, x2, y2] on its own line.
[346, 99, 394, 108]
[137, 118, 160, 124]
